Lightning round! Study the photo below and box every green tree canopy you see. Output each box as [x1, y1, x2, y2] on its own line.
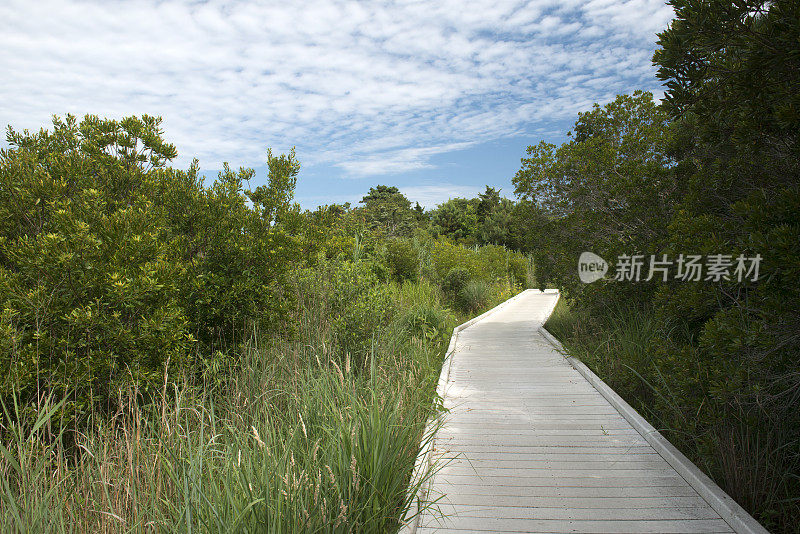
[513, 91, 675, 300]
[358, 185, 415, 237]
[429, 197, 478, 243]
[652, 0, 800, 430]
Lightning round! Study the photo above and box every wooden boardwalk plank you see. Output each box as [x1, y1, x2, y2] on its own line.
[417, 518, 734, 533]
[412, 290, 744, 534]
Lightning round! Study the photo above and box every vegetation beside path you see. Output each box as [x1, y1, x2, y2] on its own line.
[0, 115, 529, 532]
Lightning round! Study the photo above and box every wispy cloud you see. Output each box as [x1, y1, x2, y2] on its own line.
[0, 0, 673, 176]
[400, 184, 485, 209]
[336, 142, 474, 177]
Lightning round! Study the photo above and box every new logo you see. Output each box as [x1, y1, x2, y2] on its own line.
[578, 252, 608, 283]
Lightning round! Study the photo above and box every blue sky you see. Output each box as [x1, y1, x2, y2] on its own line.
[1, 0, 673, 209]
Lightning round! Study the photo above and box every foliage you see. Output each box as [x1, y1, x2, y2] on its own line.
[429, 198, 478, 244]
[295, 259, 393, 372]
[358, 186, 415, 238]
[393, 302, 453, 344]
[479, 197, 515, 245]
[653, 0, 800, 148]
[476, 186, 501, 224]
[428, 187, 520, 248]
[383, 238, 418, 282]
[0, 216, 518, 532]
[0, 115, 303, 422]
[428, 240, 525, 287]
[513, 91, 676, 305]
[653, 4, 800, 528]
[440, 267, 469, 299]
[0, 115, 193, 420]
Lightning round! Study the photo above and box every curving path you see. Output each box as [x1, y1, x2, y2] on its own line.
[409, 289, 767, 534]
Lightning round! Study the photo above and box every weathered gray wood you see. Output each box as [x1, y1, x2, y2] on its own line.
[417, 518, 735, 533]
[407, 289, 765, 534]
[422, 484, 702, 498]
[437, 494, 711, 508]
[432, 475, 687, 488]
[431, 503, 724, 520]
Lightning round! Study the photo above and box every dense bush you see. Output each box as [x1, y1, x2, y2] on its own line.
[429, 197, 478, 243]
[0, 115, 300, 420]
[430, 240, 527, 286]
[0, 180, 520, 531]
[0, 116, 193, 418]
[440, 267, 469, 297]
[295, 259, 393, 371]
[472, 244, 527, 286]
[383, 238, 418, 282]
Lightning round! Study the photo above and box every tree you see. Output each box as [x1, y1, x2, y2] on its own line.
[650, 3, 799, 526]
[652, 0, 800, 360]
[358, 185, 415, 237]
[412, 201, 427, 226]
[513, 91, 676, 301]
[246, 148, 300, 226]
[479, 197, 514, 246]
[429, 197, 478, 243]
[476, 186, 501, 224]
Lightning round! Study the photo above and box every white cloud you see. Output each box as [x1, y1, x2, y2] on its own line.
[336, 142, 474, 177]
[0, 0, 672, 176]
[400, 184, 485, 209]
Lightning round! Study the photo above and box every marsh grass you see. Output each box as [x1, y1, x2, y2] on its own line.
[0, 271, 517, 533]
[0, 286, 459, 533]
[456, 280, 490, 314]
[0, 343, 440, 534]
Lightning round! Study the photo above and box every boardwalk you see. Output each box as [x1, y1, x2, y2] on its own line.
[410, 290, 767, 534]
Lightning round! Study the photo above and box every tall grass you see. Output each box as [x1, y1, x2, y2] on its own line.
[0, 288, 452, 532]
[0, 363, 440, 533]
[0, 266, 520, 533]
[457, 280, 490, 314]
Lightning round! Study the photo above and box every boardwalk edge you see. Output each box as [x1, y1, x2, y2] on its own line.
[538, 323, 770, 534]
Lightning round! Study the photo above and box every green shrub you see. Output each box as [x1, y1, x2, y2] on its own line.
[441, 267, 469, 297]
[392, 278, 440, 309]
[296, 259, 392, 371]
[0, 114, 301, 423]
[458, 280, 490, 313]
[472, 244, 528, 285]
[0, 116, 194, 420]
[430, 240, 527, 289]
[509, 254, 528, 287]
[430, 240, 465, 280]
[333, 284, 391, 368]
[384, 238, 418, 281]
